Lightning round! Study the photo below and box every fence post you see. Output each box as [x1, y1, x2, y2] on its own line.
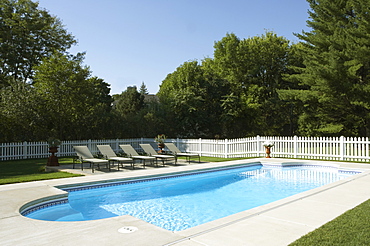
[340, 136, 345, 160]
[293, 135, 298, 158]
[115, 139, 119, 151]
[256, 135, 260, 157]
[23, 141, 28, 159]
[225, 139, 229, 158]
[366, 137, 370, 162]
[199, 138, 202, 157]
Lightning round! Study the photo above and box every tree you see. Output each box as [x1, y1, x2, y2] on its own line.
[139, 81, 149, 95]
[32, 52, 112, 140]
[0, 0, 76, 86]
[112, 86, 146, 138]
[157, 32, 297, 138]
[212, 32, 293, 136]
[158, 60, 228, 138]
[292, 0, 370, 136]
[114, 86, 144, 116]
[0, 79, 42, 141]
[83, 76, 114, 138]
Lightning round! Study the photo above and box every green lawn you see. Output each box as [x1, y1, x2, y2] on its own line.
[289, 199, 370, 245]
[0, 157, 82, 185]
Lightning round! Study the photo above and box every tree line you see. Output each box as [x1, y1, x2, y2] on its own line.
[1, 0, 370, 142]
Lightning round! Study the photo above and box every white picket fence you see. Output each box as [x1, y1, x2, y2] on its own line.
[1, 136, 370, 162]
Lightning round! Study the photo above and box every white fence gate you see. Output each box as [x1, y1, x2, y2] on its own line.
[1, 136, 369, 162]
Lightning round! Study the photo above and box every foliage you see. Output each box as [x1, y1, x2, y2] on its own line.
[158, 32, 296, 138]
[158, 60, 228, 138]
[154, 134, 166, 144]
[0, 52, 113, 141]
[139, 81, 149, 95]
[113, 86, 144, 116]
[290, 0, 370, 137]
[32, 52, 112, 140]
[262, 141, 274, 147]
[47, 137, 61, 147]
[112, 86, 145, 138]
[0, 0, 76, 86]
[0, 79, 42, 141]
[4, 0, 370, 141]
[213, 32, 294, 136]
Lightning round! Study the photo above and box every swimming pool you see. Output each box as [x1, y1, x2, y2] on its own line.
[22, 163, 360, 231]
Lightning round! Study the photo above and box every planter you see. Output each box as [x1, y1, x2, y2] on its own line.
[157, 143, 165, 153]
[47, 146, 59, 166]
[265, 146, 271, 158]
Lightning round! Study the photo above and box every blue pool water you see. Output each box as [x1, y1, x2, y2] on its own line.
[24, 164, 358, 231]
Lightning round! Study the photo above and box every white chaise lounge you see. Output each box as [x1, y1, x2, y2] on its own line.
[97, 145, 134, 169]
[73, 146, 110, 173]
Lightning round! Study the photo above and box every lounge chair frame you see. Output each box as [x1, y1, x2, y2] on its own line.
[165, 143, 200, 164]
[119, 145, 155, 168]
[73, 146, 110, 173]
[139, 144, 177, 166]
[97, 145, 135, 169]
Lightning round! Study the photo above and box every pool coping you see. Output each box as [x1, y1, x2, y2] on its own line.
[1, 158, 370, 246]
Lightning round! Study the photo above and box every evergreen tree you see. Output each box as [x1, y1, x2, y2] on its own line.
[292, 0, 370, 136]
[139, 81, 149, 95]
[114, 86, 144, 116]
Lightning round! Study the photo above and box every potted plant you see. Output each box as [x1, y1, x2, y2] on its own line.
[263, 141, 274, 158]
[48, 137, 61, 147]
[154, 134, 167, 153]
[47, 137, 61, 166]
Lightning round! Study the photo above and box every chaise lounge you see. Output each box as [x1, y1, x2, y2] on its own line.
[73, 146, 110, 173]
[97, 145, 134, 169]
[119, 144, 155, 168]
[165, 143, 200, 164]
[140, 143, 177, 166]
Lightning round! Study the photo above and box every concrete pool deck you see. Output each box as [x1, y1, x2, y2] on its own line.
[1, 158, 370, 246]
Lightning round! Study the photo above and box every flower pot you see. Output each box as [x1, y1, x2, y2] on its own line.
[157, 143, 165, 153]
[265, 146, 271, 158]
[47, 146, 59, 166]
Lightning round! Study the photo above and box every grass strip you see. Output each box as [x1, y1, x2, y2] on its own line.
[192, 156, 253, 162]
[0, 157, 82, 185]
[289, 199, 370, 245]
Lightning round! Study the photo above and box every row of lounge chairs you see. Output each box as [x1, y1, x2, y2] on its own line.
[73, 143, 200, 173]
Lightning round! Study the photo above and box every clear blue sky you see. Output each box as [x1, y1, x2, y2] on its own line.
[37, 0, 311, 95]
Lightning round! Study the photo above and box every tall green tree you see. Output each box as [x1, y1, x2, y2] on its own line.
[212, 32, 293, 136]
[139, 81, 149, 95]
[158, 60, 228, 138]
[292, 0, 370, 136]
[0, 0, 76, 86]
[32, 52, 112, 140]
[112, 86, 145, 138]
[0, 79, 42, 141]
[113, 86, 144, 116]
